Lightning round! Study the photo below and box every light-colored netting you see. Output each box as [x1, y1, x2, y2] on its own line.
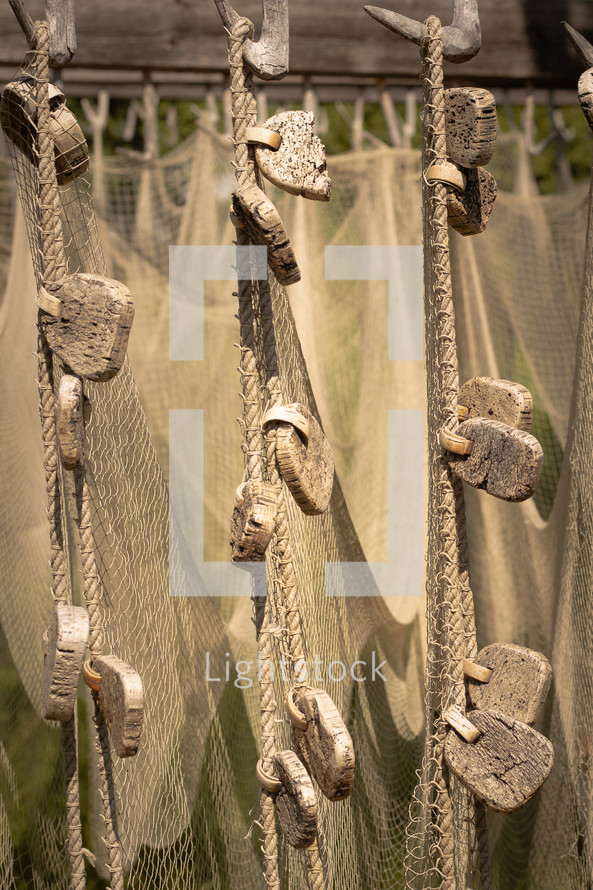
[0, 40, 591, 889]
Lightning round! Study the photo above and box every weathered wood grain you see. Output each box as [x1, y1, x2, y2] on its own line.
[364, 1, 481, 63]
[46, 0, 77, 66]
[458, 376, 533, 431]
[274, 749, 318, 848]
[232, 183, 301, 286]
[468, 643, 553, 726]
[42, 603, 89, 722]
[57, 374, 85, 470]
[445, 87, 497, 168]
[214, 0, 289, 80]
[0, 1, 588, 86]
[446, 417, 543, 502]
[230, 480, 277, 561]
[94, 655, 144, 758]
[40, 273, 134, 382]
[295, 688, 355, 801]
[447, 167, 497, 236]
[444, 709, 554, 813]
[255, 111, 331, 201]
[275, 403, 334, 515]
[578, 69, 593, 132]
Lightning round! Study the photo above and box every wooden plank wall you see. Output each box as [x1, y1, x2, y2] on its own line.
[0, 0, 591, 89]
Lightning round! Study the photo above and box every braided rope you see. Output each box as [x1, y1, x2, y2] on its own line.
[229, 19, 264, 482]
[37, 331, 69, 605]
[36, 28, 123, 882]
[33, 23, 69, 605]
[420, 17, 491, 889]
[250, 117, 323, 890]
[227, 22, 323, 889]
[62, 715, 87, 888]
[74, 471, 104, 657]
[30, 24, 85, 889]
[421, 19, 457, 887]
[260, 308, 307, 683]
[21, 23, 128, 889]
[228, 22, 280, 890]
[93, 701, 125, 890]
[34, 29, 125, 883]
[305, 839, 325, 890]
[455, 482, 492, 890]
[74, 468, 124, 890]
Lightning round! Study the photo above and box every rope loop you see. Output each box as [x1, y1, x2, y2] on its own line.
[256, 758, 282, 793]
[286, 687, 308, 730]
[231, 17, 255, 42]
[83, 659, 101, 692]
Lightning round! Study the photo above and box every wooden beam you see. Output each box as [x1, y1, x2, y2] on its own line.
[0, 0, 590, 88]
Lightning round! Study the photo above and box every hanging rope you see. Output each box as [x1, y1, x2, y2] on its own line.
[227, 19, 325, 889]
[26, 22, 125, 888]
[228, 20, 280, 889]
[30, 23, 86, 890]
[255, 226, 325, 890]
[74, 468, 125, 890]
[418, 16, 492, 889]
[455, 484, 492, 890]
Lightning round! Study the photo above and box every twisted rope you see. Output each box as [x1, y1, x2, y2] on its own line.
[455, 483, 492, 890]
[37, 332, 69, 605]
[33, 22, 69, 606]
[228, 21, 280, 890]
[258, 282, 307, 684]
[227, 22, 322, 889]
[93, 701, 125, 890]
[305, 839, 325, 890]
[229, 19, 264, 482]
[421, 19, 457, 887]
[30, 23, 85, 889]
[74, 468, 124, 890]
[62, 716, 86, 888]
[250, 115, 322, 890]
[420, 17, 491, 889]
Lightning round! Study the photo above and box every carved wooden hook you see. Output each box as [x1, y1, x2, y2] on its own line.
[9, 0, 76, 66]
[364, 0, 481, 63]
[563, 21, 593, 69]
[214, 0, 289, 80]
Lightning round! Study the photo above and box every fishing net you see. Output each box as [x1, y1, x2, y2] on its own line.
[0, 21, 591, 890]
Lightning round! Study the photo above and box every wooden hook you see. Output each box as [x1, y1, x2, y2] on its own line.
[213, 0, 289, 81]
[9, 0, 76, 67]
[364, 0, 481, 64]
[563, 21, 593, 69]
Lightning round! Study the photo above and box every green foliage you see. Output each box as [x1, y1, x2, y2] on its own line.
[70, 90, 592, 194]
[0, 627, 64, 888]
[497, 102, 593, 193]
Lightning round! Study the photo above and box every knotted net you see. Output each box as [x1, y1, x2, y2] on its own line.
[0, 24, 591, 889]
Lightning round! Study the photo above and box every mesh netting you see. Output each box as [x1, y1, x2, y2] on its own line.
[0, 25, 592, 890]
